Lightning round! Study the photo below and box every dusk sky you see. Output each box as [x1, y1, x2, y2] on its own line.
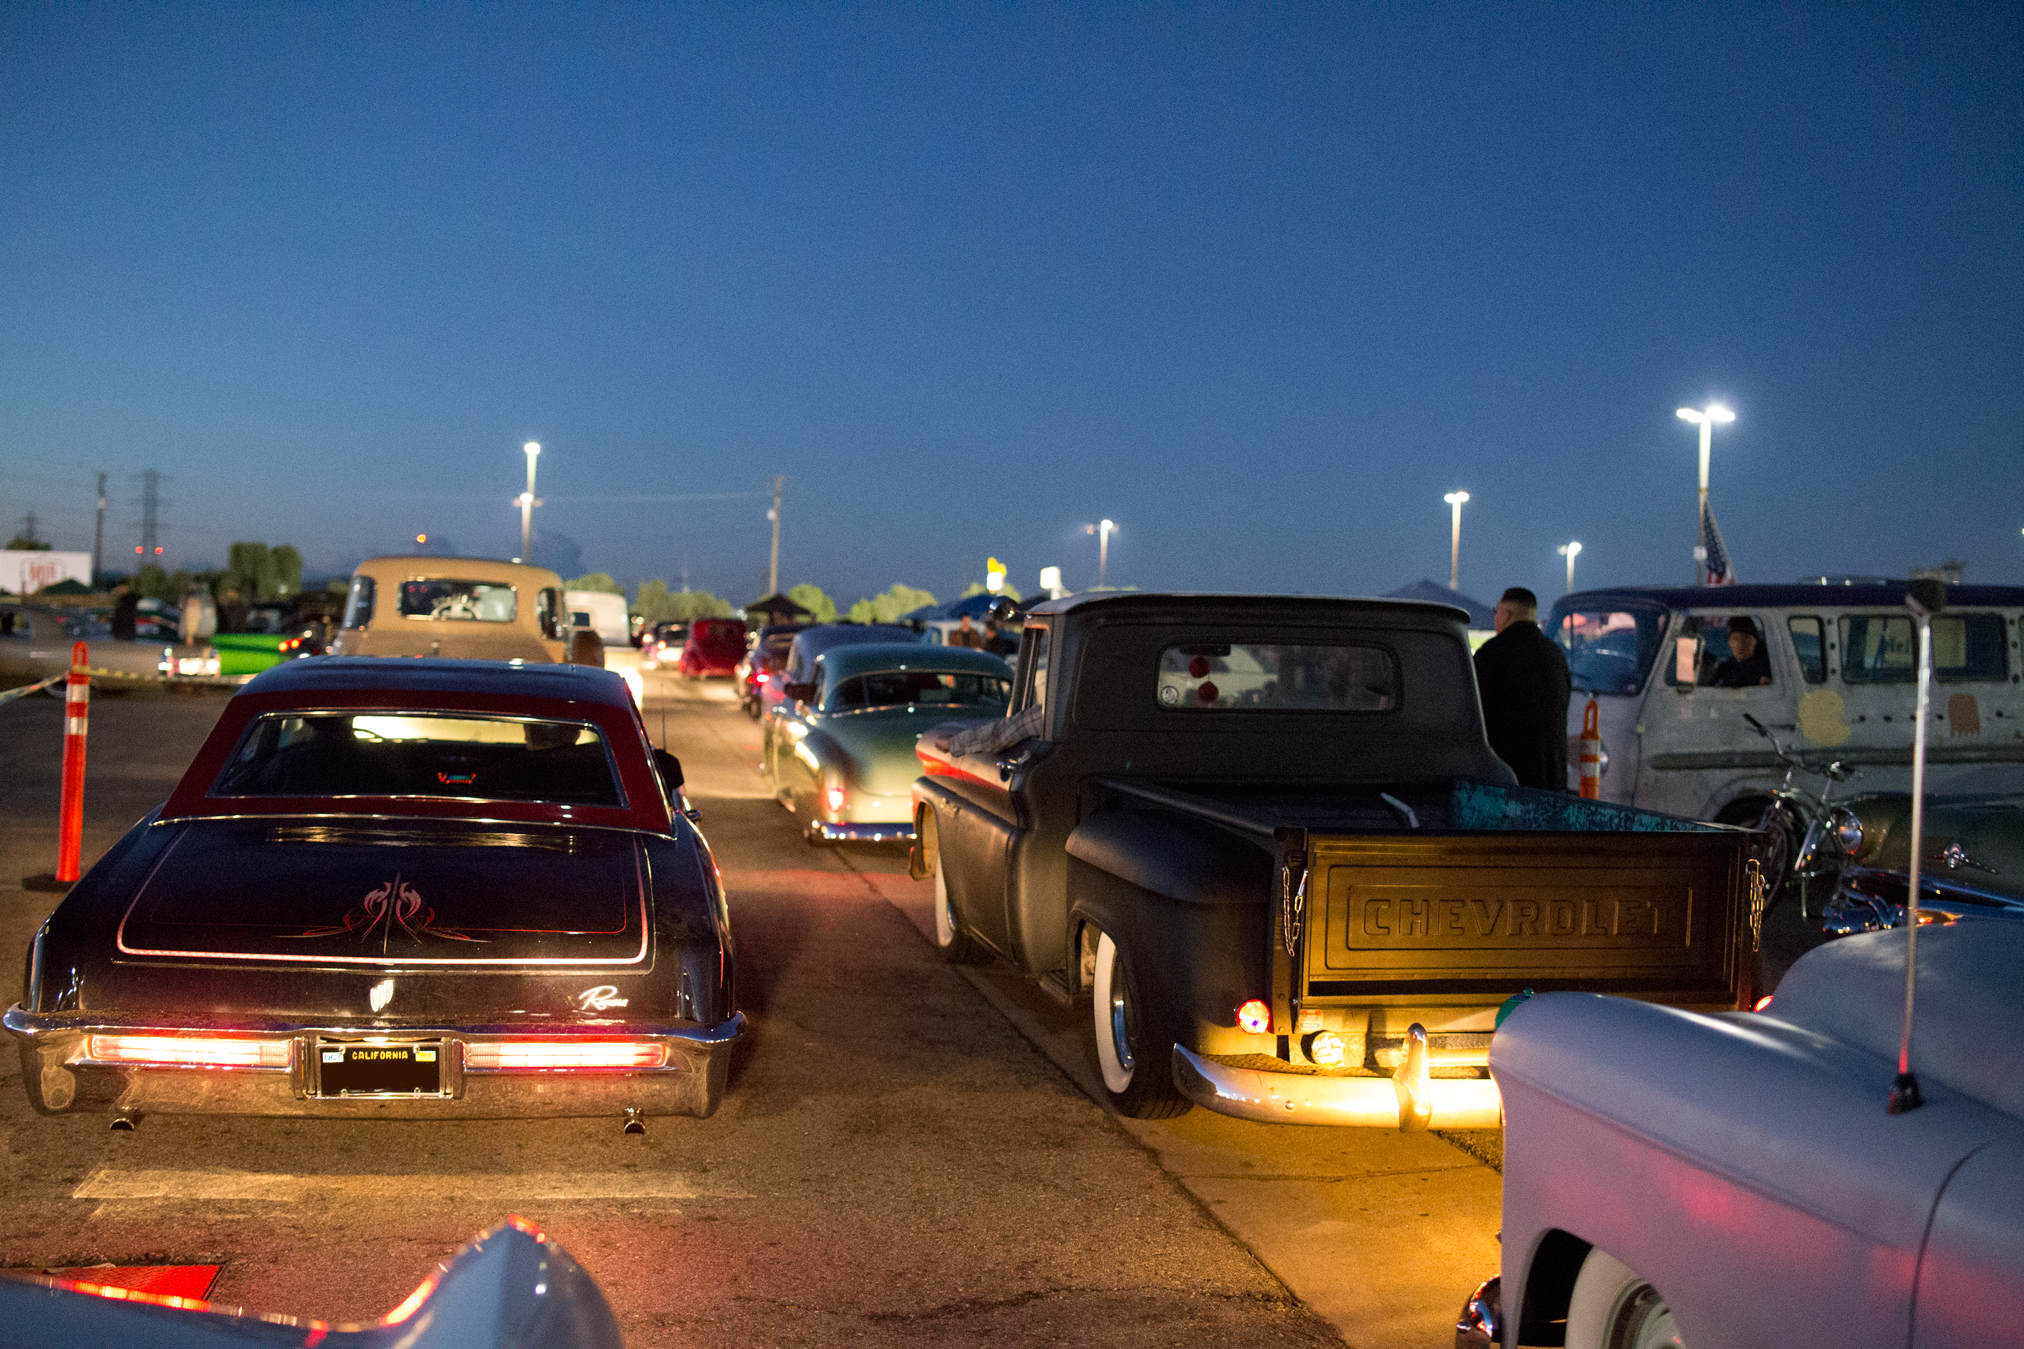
[3, 6, 2019, 608]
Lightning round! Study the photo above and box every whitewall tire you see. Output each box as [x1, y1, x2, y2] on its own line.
[1566, 1248, 1686, 1349]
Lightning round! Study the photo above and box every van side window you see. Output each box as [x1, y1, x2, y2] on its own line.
[1787, 617, 1827, 683]
[1015, 626, 1050, 712]
[341, 575, 375, 630]
[1842, 613, 2010, 684]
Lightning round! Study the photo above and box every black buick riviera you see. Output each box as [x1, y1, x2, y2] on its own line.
[7, 658, 742, 1123]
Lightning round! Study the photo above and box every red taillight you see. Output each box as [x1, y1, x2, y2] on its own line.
[756, 672, 769, 684]
[1752, 994, 1775, 1012]
[1236, 999, 1272, 1035]
[88, 1035, 289, 1068]
[463, 1041, 666, 1070]
[826, 785, 847, 814]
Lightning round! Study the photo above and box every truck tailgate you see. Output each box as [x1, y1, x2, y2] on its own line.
[1294, 831, 1754, 1007]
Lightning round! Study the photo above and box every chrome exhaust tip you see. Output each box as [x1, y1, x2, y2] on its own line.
[109, 1110, 142, 1132]
[621, 1107, 646, 1135]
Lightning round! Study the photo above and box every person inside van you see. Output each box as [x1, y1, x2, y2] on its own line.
[1711, 615, 1773, 688]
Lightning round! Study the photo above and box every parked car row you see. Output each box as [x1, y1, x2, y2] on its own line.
[13, 567, 2019, 1345]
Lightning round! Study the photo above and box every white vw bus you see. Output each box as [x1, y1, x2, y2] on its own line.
[1545, 583, 2024, 824]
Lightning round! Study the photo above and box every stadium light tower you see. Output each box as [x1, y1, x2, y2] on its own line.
[519, 442, 541, 562]
[1443, 492, 1470, 590]
[1082, 519, 1116, 590]
[1558, 540, 1582, 594]
[1676, 406, 1734, 584]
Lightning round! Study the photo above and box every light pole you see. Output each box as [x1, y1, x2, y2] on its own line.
[1443, 492, 1469, 591]
[1083, 519, 1116, 590]
[1676, 405, 1733, 584]
[767, 475, 784, 596]
[1558, 541, 1582, 594]
[518, 442, 541, 563]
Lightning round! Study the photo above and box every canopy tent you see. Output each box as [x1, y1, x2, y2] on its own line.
[744, 593, 812, 624]
[906, 593, 1021, 623]
[1382, 579, 1496, 631]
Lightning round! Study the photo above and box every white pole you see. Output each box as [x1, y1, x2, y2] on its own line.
[521, 442, 541, 561]
[1444, 492, 1469, 590]
[1892, 578, 1943, 1114]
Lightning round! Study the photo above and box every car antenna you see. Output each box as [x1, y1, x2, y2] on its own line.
[1888, 575, 1946, 1115]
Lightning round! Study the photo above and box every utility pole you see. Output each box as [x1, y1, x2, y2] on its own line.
[138, 470, 161, 559]
[92, 474, 106, 583]
[767, 475, 784, 595]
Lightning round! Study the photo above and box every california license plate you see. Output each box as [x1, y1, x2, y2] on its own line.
[317, 1040, 444, 1097]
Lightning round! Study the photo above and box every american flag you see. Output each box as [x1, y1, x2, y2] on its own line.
[1700, 498, 1736, 585]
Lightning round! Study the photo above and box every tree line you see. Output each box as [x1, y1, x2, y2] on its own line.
[572, 576, 1005, 627]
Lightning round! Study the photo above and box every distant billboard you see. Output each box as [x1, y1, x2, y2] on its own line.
[3, 550, 93, 595]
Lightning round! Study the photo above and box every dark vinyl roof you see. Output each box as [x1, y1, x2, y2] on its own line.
[237, 656, 634, 708]
[1552, 583, 2024, 611]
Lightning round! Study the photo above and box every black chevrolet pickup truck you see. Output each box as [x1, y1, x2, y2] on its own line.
[910, 593, 1762, 1126]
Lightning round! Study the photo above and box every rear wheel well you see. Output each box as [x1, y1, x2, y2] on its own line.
[911, 805, 940, 879]
[1714, 795, 1774, 828]
[1072, 918, 1098, 997]
[1519, 1229, 1592, 1346]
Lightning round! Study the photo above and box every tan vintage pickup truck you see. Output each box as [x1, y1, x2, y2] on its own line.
[330, 557, 572, 664]
[911, 593, 1763, 1128]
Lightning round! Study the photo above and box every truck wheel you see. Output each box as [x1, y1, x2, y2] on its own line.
[933, 844, 987, 965]
[1090, 931, 1191, 1119]
[1564, 1248, 1682, 1349]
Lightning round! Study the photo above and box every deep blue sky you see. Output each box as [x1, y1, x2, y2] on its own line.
[3, 5, 2019, 606]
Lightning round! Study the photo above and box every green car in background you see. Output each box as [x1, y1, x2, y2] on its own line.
[765, 642, 1013, 843]
[208, 631, 293, 676]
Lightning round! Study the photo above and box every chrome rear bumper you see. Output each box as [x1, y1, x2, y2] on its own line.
[805, 820, 914, 843]
[1172, 1032, 1503, 1129]
[5, 1005, 744, 1120]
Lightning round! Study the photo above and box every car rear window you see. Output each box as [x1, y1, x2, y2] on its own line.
[696, 619, 746, 645]
[399, 580, 517, 623]
[828, 671, 1011, 713]
[1156, 643, 1399, 712]
[211, 712, 624, 806]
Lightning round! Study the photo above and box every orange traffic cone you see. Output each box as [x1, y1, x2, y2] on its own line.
[1577, 697, 1603, 800]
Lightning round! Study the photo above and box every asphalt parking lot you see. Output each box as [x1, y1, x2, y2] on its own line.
[0, 673, 1357, 1346]
[0, 665, 1832, 1346]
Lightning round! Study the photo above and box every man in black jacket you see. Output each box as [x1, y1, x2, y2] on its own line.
[1472, 586, 1571, 791]
[109, 582, 138, 640]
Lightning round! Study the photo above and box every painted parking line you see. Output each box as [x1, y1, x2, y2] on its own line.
[75, 1168, 753, 1203]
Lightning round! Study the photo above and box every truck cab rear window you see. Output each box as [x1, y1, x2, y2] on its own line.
[398, 580, 517, 623]
[212, 712, 623, 806]
[1156, 644, 1399, 712]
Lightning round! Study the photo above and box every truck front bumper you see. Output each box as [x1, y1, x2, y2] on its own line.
[1172, 1035, 1503, 1129]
